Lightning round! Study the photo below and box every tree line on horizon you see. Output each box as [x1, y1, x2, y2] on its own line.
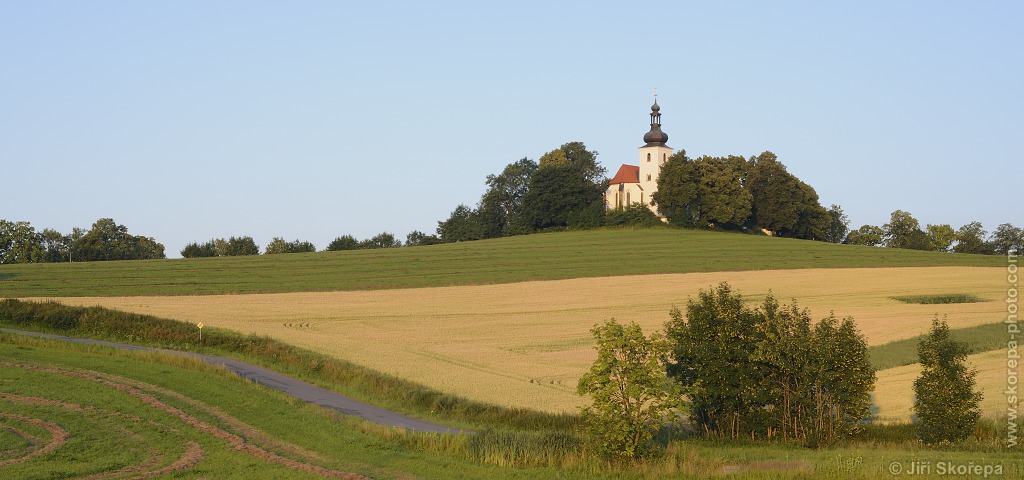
[0, 218, 165, 263]
[2, 141, 1020, 263]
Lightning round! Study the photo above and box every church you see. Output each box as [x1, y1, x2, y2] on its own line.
[605, 99, 673, 218]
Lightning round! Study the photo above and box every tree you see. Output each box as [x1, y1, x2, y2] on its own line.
[925, 224, 956, 252]
[265, 237, 316, 254]
[953, 221, 994, 255]
[823, 205, 850, 244]
[181, 239, 217, 258]
[477, 158, 538, 238]
[883, 210, 930, 250]
[221, 236, 259, 256]
[519, 163, 604, 230]
[786, 182, 829, 241]
[913, 317, 982, 444]
[325, 235, 360, 251]
[745, 151, 827, 238]
[0, 220, 44, 264]
[665, 283, 765, 438]
[40, 228, 71, 263]
[405, 230, 442, 247]
[437, 204, 484, 243]
[577, 318, 679, 460]
[990, 223, 1023, 255]
[805, 314, 875, 445]
[750, 296, 813, 440]
[651, 151, 699, 227]
[72, 218, 165, 261]
[360, 232, 402, 249]
[692, 156, 752, 229]
[653, 154, 751, 229]
[845, 225, 884, 246]
[538, 141, 605, 184]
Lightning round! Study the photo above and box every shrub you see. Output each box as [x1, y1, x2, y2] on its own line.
[181, 239, 217, 258]
[604, 203, 663, 227]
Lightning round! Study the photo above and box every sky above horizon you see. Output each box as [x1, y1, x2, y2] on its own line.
[2, 1, 1020, 257]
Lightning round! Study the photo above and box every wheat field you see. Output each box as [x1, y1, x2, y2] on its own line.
[873, 349, 1014, 422]
[46, 266, 1006, 415]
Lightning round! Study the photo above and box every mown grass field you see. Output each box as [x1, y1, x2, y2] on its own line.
[0, 333, 591, 479]
[0, 228, 1003, 297]
[41, 266, 1008, 418]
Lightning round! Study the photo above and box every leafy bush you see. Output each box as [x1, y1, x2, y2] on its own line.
[604, 203, 663, 227]
[325, 235, 360, 251]
[181, 239, 217, 258]
[265, 237, 316, 254]
[891, 294, 984, 304]
[665, 283, 874, 446]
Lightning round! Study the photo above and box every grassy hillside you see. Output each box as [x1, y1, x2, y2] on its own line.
[0, 228, 1002, 297]
[0, 333, 596, 479]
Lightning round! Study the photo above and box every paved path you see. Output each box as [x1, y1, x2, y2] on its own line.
[0, 328, 464, 434]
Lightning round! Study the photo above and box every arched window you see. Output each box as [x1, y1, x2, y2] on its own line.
[626, 192, 631, 204]
[646, 153, 651, 162]
[662, 153, 667, 163]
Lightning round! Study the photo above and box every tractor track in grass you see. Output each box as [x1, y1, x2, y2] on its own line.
[0, 362, 366, 478]
[0, 328, 463, 434]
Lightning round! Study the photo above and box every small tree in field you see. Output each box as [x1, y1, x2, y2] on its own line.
[577, 319, 679, 460]
[913, 317, 982, 444]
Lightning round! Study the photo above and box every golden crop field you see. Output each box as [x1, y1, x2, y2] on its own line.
[47, 266, 1006, 416]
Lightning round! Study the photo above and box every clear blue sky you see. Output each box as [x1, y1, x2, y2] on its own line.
[2, 1, 1020, 257]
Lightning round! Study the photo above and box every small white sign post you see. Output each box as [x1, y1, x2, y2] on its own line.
[197, 322, 204, 342]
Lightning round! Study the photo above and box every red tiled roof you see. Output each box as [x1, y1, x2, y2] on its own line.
[608, 164, 640, 185]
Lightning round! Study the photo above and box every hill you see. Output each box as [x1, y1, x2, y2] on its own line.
[0, 228, 1002, 297]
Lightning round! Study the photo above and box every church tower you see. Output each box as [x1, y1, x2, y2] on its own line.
[605, 97, 675, 216]
[637, 98, 672, 214]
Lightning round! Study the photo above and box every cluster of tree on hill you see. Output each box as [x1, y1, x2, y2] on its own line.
[654, 151, 842, 240]
[435, 145, 843, 242]
[437, 142, 1020, 256]
[845, 210, 1022, 255]
[0, 218, 165, 263]
[578, 283, 984, 460]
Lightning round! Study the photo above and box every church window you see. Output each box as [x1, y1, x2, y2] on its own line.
[646, 174, 652, 181]
[646, 153, 651, 162]
[662, 153, 667, 163]
[626, 192, 631, 204]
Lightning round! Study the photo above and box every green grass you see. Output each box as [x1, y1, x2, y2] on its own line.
[0, 228, 1002, 297]
[0, 299, 575, 433]
[0, 334, 601, 479]
[868, 321, 1011, 370]
[891, 293, 987, 304]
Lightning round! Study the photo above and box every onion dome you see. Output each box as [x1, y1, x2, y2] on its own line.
[643, 101, 668, 146]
